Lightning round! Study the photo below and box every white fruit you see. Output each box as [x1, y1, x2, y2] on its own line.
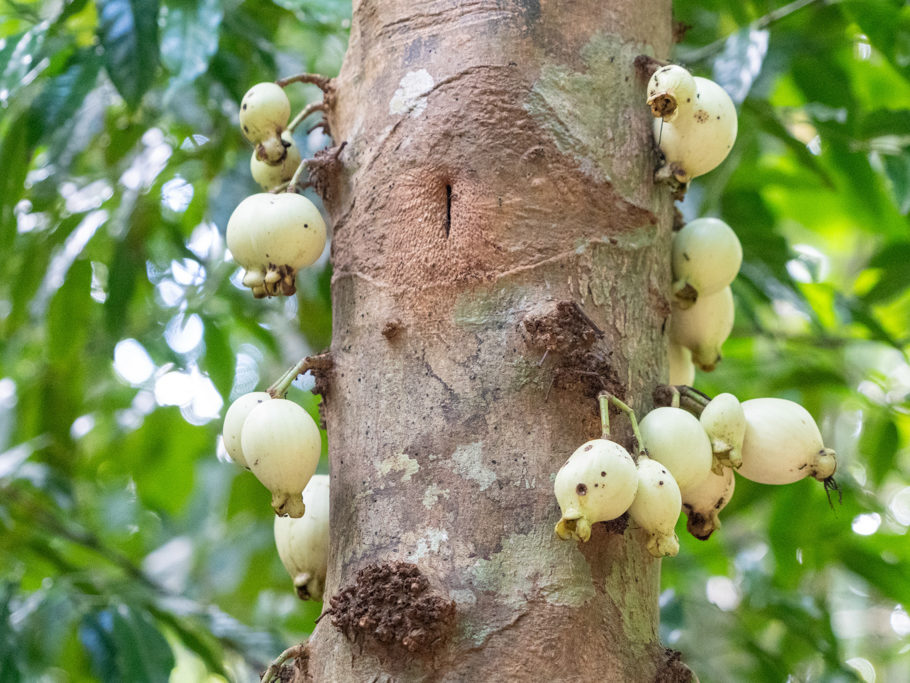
[222, 391, 271, 469]
[639, 406, 712, 493]
[250, 132, 302, 190]
[669, 285, 734, 371]
[682, 465, 734, 540]
[240, 82, 290, 144]
[647, 64, 737, 181]
[700, 392, 745, 470]
[241, 398, 321, 517]
[226, 192, 327, 298]
[554, 438, 639, 542]
[628, 456, 681, 557]
[671, 218, 742, 308]
[668, 343, 695, 385]
[274, 474, 330, 600]
[738, 398, 837, 485]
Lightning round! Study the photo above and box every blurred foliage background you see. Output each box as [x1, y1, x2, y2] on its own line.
[0, 0, 907, 681]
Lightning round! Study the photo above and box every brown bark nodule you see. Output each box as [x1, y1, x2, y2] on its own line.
[293, 1, 694, 680]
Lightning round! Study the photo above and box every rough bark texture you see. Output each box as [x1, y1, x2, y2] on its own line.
[296, 1, 683, 680]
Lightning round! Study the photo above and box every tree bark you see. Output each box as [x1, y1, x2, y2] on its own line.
[297, 1, 685, 680]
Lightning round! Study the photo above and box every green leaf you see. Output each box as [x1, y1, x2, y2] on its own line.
[859, 409, 899, 486]
[47, 259, 93, 363]
[160, 0, 223, 93]
[96, 0, 161, 109]
[0, 112, 31, 248]
[201, 317, 234, 398]
[79, 611, 120, 683]
[27, 50, 102, 148]
[109, 605, 174, 683]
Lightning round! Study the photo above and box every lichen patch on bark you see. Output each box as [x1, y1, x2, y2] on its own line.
[451, 442, 497, 491]
[376, 452, 420, 482]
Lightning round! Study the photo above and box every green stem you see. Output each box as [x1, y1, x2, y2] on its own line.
[261, 643, 307, 683]
[268, 358, 308, 398]
[597, 392, 611, 440]
[288, 101, 326, 133]
[286, 159, 310, 194]
[608, 396, 646, 457]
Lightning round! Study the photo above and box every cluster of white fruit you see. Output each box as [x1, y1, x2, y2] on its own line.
[222, 385, 330, 599]
[668, 217, 741, 380]
[555, 65, 837, 558]
[554, 391, 838, 557]
[646, 63, 744, 381]
[228, 82, 327, 298]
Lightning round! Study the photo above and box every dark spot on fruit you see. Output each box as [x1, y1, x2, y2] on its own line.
[659, 481, 664, 485]
[661, 469, 667, 474]
[584, 444, 593, 452]
[594, 483, 598, 488]
[683, 252, 690, 261]
[304, 223, 308, 228]
[686, 98, 690, 103]
[576, 483, 588, 495]
[716, 115, 721, 120]
[601, 471, 606, 477]
[243, 125, 249, 132]
[242, 103, 247, 110]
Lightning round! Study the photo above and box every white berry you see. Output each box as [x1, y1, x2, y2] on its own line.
[738, 398, 837, 485]
[682, 465, 735, 540]
[250, 131, 302, 190]
[700, 392, 745, 470]
[274, 474, 330, 600]
[226, 192, 327, 298]
[241, 398, 321, 517]
[628, 456, 681, 557]
[647, 65, 737, 182]
[672, 218, 742, 308]
[669, 285, 734, 371]
[240, 82, 290, 144]
[554, 438, 638, 542]
[222, 391, 271, 469]
[639, 406, 712, 493]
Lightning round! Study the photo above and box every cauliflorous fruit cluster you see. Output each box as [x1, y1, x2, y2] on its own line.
[554, 390, 837, 556]
[228, 81, 329, 298]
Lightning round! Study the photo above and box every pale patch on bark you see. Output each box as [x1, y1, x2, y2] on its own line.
[460, 526, 597, 645]
[525, 34, 655, 196]
[405, 527, 450, 561]
[376, 452, 420, 482]
[451, 442, 496, 491]
[422, 484, 450, 508]
[389, 69, 434, 116]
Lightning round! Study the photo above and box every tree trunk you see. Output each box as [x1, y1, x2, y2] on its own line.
[298, 1, 686, 680]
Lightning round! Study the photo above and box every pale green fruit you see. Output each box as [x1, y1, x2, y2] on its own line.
[671, 218, 742, 307]
[274, 474, 330, 600]
[647, 65, 737, 181]
[682, 465, 734, 540]
[628, 456, 681, 558]
[240, 82, 290, 144]
[241, 398, 321, 517]
[554, 438, 638, 542]
[639, 406, 712, 493]
[669, 286, 734, 371]
[222, 391, 271, 469]
[250, 132, 302, 190]
[700, 392, 745, 471]
[668, 343, 695, 386]
[738, 398, 837, 485]
[226, 192, 327, 297]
